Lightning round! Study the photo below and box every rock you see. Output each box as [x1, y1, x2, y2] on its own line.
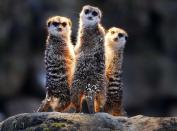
[1, 113, 177, 131]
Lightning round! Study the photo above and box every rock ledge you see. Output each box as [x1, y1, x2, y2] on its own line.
[1, 113, 177, 131]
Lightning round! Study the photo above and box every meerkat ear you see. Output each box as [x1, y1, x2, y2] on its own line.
[105, 28, 110, 34]
[47, 20, 51, 27]
[98, 10, 102, 18]
[68, 19, 72, 27]
[106, 28, 111, 33]
[126, 32, 129, 37]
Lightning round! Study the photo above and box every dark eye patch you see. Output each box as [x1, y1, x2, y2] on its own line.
[52, 22, 59, 27]
[62, 22, 67, 27]
[84, 9, 90, 14]
[118, 33, 124, 38]
[92, 11, 98, 16]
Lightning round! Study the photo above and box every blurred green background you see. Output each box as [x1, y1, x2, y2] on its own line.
[0, 0, 177, 120]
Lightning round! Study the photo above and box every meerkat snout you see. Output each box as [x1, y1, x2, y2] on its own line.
[58, 27, 62, 32]
[113, 37, 118, 42]
[88, 16, 93, 20]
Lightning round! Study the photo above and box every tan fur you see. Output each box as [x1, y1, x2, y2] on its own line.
[64, 44, 75, 88]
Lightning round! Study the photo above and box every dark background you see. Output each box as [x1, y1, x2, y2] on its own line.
[0, 0, 177, 121]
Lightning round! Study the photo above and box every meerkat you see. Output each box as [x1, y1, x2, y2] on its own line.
[104, 27, 128, 116]
[37, 16, 75, 112]
[71, 5, 106, 113]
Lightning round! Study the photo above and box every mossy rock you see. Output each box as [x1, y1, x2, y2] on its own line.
[1, 112, 177, 131]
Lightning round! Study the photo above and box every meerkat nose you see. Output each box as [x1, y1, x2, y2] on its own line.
[88, 16, 93, 20]
[114, 37, 118, 41]
[58, 27, 62, 32]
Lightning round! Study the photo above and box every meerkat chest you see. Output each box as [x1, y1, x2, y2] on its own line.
[45, 43, 66, 63]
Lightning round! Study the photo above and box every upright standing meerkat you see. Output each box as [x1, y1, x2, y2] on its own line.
[104, 27, 128, 116]
[71, 5, 106, 113]
[37, 16, 75, 112]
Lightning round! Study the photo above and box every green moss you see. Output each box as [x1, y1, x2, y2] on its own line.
[50, 122, 66, 128]
[39, 123, 48, 128]
[26, 123, 50, 131]
[25, 122, 66, 130]
[43, 128, 51, 131]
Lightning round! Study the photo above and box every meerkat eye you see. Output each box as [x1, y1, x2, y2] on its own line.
[92, 11, 98, 16]
[84, 9, 90, 14]
[62, 22, 67, 27]
[111, 31, 115, 34]
[118, 33, 124, 38]
[52, 22, 59, 27]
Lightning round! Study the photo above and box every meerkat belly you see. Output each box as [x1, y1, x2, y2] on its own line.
[45, 52, 69, 95]
[76, 53, 104, 80]
[107, 70, 123, 102]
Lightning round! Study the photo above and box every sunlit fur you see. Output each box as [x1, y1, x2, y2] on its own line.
[104, 27, 128, 116]
[71, 5, 106, 113]
[37, 16, 75, 112]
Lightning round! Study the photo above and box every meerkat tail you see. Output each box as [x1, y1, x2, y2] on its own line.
[81, 95, 95, 114]
[81, 99, 89, 113]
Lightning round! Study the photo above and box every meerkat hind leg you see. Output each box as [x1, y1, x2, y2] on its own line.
[71, 93, 83, 113]
[37, 98, 51, 112]
[94, 93, 106, 112]
[111, 103, 127, 116]
[104, 102, 112, 114]
[55, 101, 70, 112]
[81, 99, 89, 113]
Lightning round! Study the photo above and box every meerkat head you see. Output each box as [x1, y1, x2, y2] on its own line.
[80, 5, 102, 27]
[47, 16, 72, 37]
[106, 27, 128, 49]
